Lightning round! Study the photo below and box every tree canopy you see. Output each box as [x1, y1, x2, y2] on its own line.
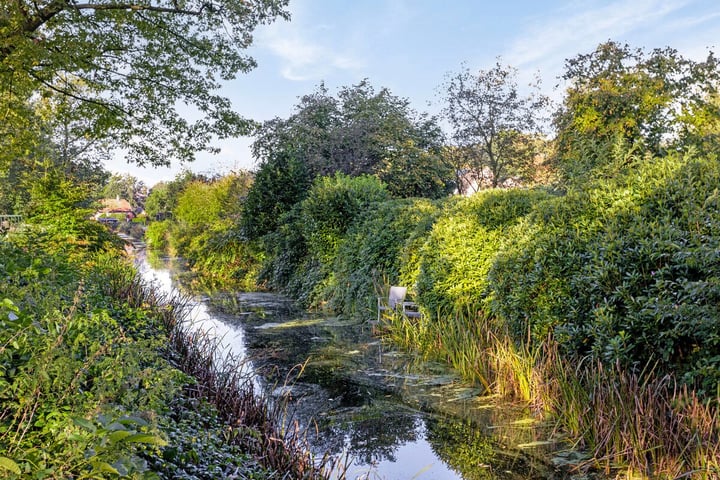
[1, 0, 289, 167]
[439, 60, 550, 191]
[554, 41, 720, 184]
[242, 80, 455, 240]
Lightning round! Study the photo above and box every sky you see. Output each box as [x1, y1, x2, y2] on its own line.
[104, 0, 720, 187]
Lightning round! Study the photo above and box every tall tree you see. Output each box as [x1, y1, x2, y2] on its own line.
[248, 80, 454, 221]
[0, 92, 110, 213]
[439, 60, 550, 190]
[554, 41, 720, 184]
[1, 0, 289, 167]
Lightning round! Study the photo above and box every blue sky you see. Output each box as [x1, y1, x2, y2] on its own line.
[106, 0, 720, 186]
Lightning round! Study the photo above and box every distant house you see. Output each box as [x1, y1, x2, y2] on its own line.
[96, 197, 134, 221]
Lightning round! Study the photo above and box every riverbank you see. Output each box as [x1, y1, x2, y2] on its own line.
[150, 152, 720, 478]
[0, 228, 334, 478]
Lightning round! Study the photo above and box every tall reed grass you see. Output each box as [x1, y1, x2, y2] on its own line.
[379, 306, 720, 478]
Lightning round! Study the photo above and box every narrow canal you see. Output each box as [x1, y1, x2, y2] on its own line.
[139, 254, 589, 480]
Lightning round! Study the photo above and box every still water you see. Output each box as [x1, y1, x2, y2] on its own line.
[139, 255, 584, 480]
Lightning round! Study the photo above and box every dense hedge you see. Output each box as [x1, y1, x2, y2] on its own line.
[489, 152, 720, 393]
[259, 173, 391, 307]
[328, 197, 440, 314]
[410, 188, 554, 316]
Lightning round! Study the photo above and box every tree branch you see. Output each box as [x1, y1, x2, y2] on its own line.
[70, 2, 205, 16]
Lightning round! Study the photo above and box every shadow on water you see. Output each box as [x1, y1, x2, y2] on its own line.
[143, 255, 595, 480]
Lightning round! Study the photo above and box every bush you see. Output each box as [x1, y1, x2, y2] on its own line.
[412, 188, 554, 316]
[489, 153, 720, 392]
[261, 173, 391, 308]
[300, 173, 390, 263]
[146, 220, 173, 252]
[328, 197, 441, 315]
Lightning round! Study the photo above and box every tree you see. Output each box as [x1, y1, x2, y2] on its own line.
[102, 173, 146, 209]
[145, 170, 198, 219]
[439, 60, 550, 190]
[248, 80, 454, 213]
[1, 0, 289, 167]
[0, 94, 110, 213]
[554, 41, 720, 184]
[241, 150, 311, 240]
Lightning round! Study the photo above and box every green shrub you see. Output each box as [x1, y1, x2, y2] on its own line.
[489, 153, 720, 392]
[300, 173, 390, 263]
[412, 188, 554, 316]
[261, 173, 391, 307]
[146, 220, 173, 252]
[328, 197, 441, 315]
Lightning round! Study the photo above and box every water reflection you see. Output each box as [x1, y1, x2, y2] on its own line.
[139, 255, 570, 479]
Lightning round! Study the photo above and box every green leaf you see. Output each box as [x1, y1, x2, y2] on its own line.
[118, 415, 149, 427]
[2, 298, 19, 313]
[122, 433, 167, 446]
[108, 430, 133, 443]
[91, 461, 120, 475]
[72, 417, 96, 433]
[0, 457, 21, 474]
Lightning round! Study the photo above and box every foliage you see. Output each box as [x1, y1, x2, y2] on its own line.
[554, 41, 720, 186]
[489, 152, 720, 392]
[0, 93, 110, 213]
[145, 220, 173, 252]
[148, 172, 260, 288]
[241, 150, 311, 240]
[376, 139, 455, 199]
[553, 361, 720, 478]
[103, 173, 147, 210]
[0, 210, 333, 478]
[439, 60, 551, 191]
[260, 173, 391, 307]
[0, 239, 174, 478]
[0, 0, 289, 166]
[15, 169, 119, 256]
[144, 171, 199, 221]
[300, 173, 390, 264]
[411, 188, 553, 315]
[328, 197, 441, 315]
[249, 80, 455, 205]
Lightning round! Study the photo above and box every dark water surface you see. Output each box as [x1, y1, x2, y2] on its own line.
[140, 256, 589, 480]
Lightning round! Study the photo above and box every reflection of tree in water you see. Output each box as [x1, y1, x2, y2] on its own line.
[313, 403, 422, 464]
[425, 416, 554, 480]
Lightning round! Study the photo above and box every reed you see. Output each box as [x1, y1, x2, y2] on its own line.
[554, 359, 720, 479]
[380, 301, 720, 478]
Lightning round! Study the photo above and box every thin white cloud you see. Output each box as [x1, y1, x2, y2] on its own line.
[256, 19, 365, 82]
[505, 0, 692, 78]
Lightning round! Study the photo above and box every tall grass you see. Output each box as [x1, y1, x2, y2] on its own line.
[379, 305, 720, 478]
[554, 360, 720, 479]
[378, 305, 557, 411]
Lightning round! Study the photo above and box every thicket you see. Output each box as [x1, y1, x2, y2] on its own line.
[489, 152, 720, 394]
[0, 204, 333, 478]
[240, 151, 720, 477]
[257, 173, 392, 307]
[138, 42, 720, 477]
[145, 173, 263, 290]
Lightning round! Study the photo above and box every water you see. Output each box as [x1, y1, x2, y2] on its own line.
[139, 255, 584, 480]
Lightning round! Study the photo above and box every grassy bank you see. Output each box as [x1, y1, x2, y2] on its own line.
[0, 225, 334, 478]
[376, 152, 720, 478]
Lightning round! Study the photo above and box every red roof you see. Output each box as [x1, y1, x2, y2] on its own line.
[100, 198, 133, 213]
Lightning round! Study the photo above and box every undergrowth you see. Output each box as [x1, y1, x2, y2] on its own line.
[0, 226, 336, 478]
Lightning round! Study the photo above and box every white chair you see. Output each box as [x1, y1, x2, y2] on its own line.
[377, 286, 407, 322]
